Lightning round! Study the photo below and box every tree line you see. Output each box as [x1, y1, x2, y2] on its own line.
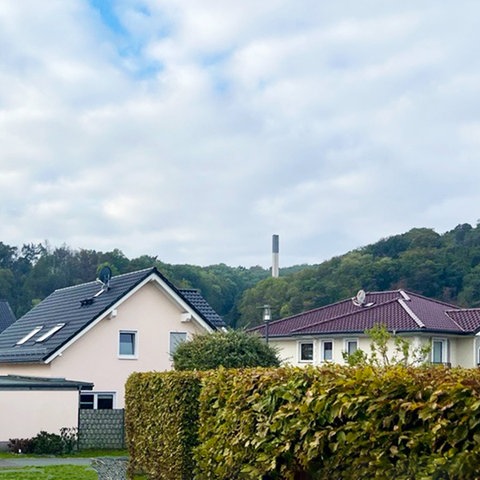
[0, 242, 271, 324]
[2, 222, 480, 327]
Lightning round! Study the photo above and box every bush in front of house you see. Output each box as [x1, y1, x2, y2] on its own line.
[125, 370, 202, 480]
[8, 428, 78, 455]
[7, 437, 35, 454]
[172, 329, 280, 371]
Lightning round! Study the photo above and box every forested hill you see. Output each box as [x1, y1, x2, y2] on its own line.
[237, 223, 480, 328]
[1, 223, 480, 328]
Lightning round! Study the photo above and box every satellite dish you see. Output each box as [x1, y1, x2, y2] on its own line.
[352, 289, 367, 307]
[356, 289, 366, 305]
[98, 266, 112, 286]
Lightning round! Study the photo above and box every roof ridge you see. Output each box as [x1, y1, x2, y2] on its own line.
[444, 311, 467, 332]
[291, 297, 400, 333]
[405, 290, 460, 310]
[397, 298, 425, 328]
[54, 267, 155, 292]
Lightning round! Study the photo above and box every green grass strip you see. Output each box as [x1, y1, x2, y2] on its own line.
[0, 465, 97, 479]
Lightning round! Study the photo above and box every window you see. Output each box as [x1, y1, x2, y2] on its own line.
[299, 342, 314, 362]
[432, 338, 448, 364]
[345, 339, 358, 356]
[322, 340, 333, 361]
[170, 332, 187, 355]
[36, 323, 65, 342]
[80, 392, 115, 410]
[119, 330, 137, 358]
[16, 326, 43, 345]
[97, 394, 114, 409]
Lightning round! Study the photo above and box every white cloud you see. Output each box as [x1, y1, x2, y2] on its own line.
[0, 0, 478, 267]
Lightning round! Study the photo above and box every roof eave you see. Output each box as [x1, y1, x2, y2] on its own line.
[262, 328, 472, 339]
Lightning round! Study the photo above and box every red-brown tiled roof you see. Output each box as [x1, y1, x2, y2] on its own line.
[249, 290, 480, 337]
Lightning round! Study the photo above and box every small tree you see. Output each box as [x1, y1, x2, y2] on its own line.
[173, 330, 280, 370]
[343, 324, 431, 367]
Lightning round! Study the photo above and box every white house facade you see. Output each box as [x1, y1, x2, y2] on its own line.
[250, 290, 480, 368]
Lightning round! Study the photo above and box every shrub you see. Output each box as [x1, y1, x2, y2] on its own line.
[60, 427, 78, 454]
[7, 437, 35, 454]
[172, 329, 280, 371]
[125, 370, 202, 480]
[31, 431, 65, 455]
[8, 428, 77, 455]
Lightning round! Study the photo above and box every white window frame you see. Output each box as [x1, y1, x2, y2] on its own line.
[79, 391, 116, 410]
[16, 326, 43, 345]
[118, 330, 138, 359]
[321, 339, 334, 362]
[344, 338, 359, 357]
[299, 341, 315, 363]
[36, 323, 65, 343]
[432, 338, 448, 364]
[169, 332, 188, 357]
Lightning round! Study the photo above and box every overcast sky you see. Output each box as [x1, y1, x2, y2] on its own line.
[1, 1, 479, 268]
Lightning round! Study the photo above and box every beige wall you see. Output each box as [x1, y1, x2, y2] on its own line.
[0, 390, 78, 442]
[0, 281, 211, 407]
[451, 336, 476, 368]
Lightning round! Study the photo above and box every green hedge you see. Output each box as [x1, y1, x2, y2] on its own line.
[195, 365, 480, 479]
[125, 366, 480, 479]
[125, 370, 202, 480]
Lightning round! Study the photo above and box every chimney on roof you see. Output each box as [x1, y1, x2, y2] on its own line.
[272, 234, 279, 278]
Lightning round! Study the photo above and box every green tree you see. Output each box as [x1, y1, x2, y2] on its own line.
[344, 324, 431, 367]
[237, 277, 291, 328]
[172, 330, 280, 370]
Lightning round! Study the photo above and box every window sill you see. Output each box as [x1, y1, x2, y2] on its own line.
[118, 355, 138, 360]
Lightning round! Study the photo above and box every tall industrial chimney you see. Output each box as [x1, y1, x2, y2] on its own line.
[272, 234, 279, 278]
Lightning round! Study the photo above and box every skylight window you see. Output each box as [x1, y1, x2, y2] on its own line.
[16, 326, 43, 345]
[36, 323, 66, 343]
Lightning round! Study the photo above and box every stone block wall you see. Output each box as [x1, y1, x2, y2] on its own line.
[78, 409, 125, 449]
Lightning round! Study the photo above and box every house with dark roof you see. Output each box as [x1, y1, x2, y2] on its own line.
[249, 289, 480, 367]
[0, 267, 225, 421]
[0, 300, 15, 333]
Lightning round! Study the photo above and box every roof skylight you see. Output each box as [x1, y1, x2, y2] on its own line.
[16, 326, 43, 345]
[36, 323, 66, 343]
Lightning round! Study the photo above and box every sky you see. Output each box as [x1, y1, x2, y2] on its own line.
[1, 1, 480, 268]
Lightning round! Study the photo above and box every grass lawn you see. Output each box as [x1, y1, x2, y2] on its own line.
[0, 465, 97, 479]
[0, 465, 148, 479]
[0, 450, 147, 479]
